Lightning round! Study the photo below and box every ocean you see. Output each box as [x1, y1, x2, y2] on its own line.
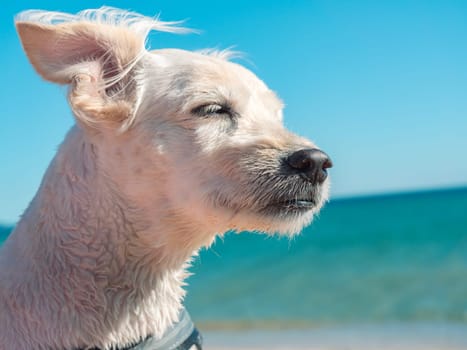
[185, 187, 467, 329]
[1, 187, 467, 332]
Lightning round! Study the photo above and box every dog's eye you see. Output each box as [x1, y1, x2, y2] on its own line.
[191, 103, 232, 117]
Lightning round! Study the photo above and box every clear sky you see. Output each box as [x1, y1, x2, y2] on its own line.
[1, 0, 467, 224]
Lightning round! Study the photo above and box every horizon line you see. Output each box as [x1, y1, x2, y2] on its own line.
[331, 183, 467, 203]
[1, 183, 466, 227]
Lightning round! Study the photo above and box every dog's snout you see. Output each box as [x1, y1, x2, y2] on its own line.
[285, 149, 332, 184]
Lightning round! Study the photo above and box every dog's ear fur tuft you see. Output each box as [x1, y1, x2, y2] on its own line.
[15, 8, 189, 130]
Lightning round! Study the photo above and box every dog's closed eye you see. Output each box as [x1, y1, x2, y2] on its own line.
[191, 103, 234, 119]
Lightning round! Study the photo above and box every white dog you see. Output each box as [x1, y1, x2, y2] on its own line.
[0, 7, 332, 350]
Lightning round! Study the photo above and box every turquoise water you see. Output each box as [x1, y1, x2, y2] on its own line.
[1, 187, 467, 328]
[0, 225, 9, 245]
[186, 187, 467, 326]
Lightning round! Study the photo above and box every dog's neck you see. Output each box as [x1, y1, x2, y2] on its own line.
[0, 125, 207, 349]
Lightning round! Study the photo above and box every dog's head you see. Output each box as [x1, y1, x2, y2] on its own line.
[16, 8, 331, 239]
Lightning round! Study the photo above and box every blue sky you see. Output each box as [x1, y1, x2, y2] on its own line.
[1, 0, 467, 224]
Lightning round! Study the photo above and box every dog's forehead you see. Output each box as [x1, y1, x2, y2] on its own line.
[148, 49, 284, 112]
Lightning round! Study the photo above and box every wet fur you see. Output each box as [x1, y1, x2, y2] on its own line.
[0, 7, 330, 349]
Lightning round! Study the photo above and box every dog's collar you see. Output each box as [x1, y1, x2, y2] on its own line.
[78, 308, 203, 350]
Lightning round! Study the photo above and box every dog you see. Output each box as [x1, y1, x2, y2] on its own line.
[0, 7, 332, 350]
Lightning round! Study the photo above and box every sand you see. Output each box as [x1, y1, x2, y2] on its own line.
[202, 323, 467, 350]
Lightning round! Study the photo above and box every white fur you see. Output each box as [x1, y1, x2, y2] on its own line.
[16, 7, 190, 37]
[0, 7, 330, 349]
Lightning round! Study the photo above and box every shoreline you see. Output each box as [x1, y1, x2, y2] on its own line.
[201, 322, 467, 350]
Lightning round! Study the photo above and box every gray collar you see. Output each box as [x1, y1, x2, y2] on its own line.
[79, 308, 203, 350]
[131, 308, 202, 350]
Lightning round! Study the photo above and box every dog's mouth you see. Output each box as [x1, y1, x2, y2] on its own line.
[260, 198, 317, 216]
[276, 199, 315, 209]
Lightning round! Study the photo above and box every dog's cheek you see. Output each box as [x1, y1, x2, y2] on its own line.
[160, 151, 231, 232]
[193, 120, 236, 154]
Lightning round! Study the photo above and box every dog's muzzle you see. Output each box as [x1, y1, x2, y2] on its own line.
[256, 148, 332, 216]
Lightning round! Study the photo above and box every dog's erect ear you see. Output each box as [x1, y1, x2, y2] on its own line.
[16, 20, 142, 129]
[15, 8, 187, 130]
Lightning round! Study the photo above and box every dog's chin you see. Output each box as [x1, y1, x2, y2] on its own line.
[225, 196, 326, 236]
[260, 199, 321, 234]
[229, 206, 315, 236]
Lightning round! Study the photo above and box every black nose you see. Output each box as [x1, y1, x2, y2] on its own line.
[285, 148, 333, 184]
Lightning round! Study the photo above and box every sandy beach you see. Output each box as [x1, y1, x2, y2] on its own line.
[202, 323, 467, 350]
